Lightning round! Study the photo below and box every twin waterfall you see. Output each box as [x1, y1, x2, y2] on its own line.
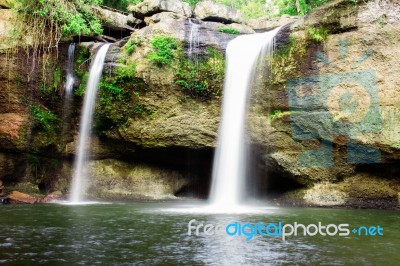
[67, 25, 280, 206]
[70, 44, 111, 203]
[209, 28, 281, 209]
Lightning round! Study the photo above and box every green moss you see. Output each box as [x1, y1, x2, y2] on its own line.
[217, 27, 241, 35]
[269, 35, 309, 88]
[75, 71, 89, 97]
[148, 35, 178, 67]
[269, 109, 283, 122]
[95, 63, 150, 136]
[124, 37, 143, 55]
[30, 104, 60, 133]
[175, 47, 225, 100]
[76, 46, 91, 65]
[307, 26, 329, 43]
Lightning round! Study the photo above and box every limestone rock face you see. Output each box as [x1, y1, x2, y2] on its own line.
[194, 0, 243, 24]
[92, 6, 136, 32]
[129, 0, 192, 19]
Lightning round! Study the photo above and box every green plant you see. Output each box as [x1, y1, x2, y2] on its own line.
[75, 71, 90, 97]
[95, 63, 150, 135]
[176, 47, 225, 99]
[148, 35, 178, 67]
[124, 37, 143, 55]
[13, 0, 103, 51]
[217, 27, 241, 35]
[102, 0, 143, 11]
[269, 109, 283, 122]
[76, 46, 91, 64]
[30, 104, 60, 133]
[307, 26, 329, 42]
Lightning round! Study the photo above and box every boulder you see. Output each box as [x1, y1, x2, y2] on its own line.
[144, 11, 185, 25]
[129, 0, 192, 20]
[194, 0, 243, 24]
[92, 6, 135, 38]
[8, 191, 37, 204]
[40, 191, 62, 203]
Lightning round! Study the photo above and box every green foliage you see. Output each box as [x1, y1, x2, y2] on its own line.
[274, 0, 329, 16]
[176, 47, 225, 99]
[76, 46, 91, 64]
[30, 104, 60, 133]
[95, 63, 150, 135]
[307, 26, 329, 42]
[269, 109, 283, 122]
[270, 35, 308, 87]
[241, 1, 266, 19]
[148, 35, 178, 67]
[124, 37, 143, 55]
[14, 0, 103, 49]
[75, 71, 89, 97]
[217, 27, 241, 35]
[102, 0, 143, 11]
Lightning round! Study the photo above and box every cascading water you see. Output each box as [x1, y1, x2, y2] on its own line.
[209, 27, 282, 210]
[188, 18, 200, 63]
[70, 43, 111, 203]
[64, 43, 76, 96]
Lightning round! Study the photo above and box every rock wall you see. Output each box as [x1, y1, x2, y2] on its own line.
[0, 0, 399, 208]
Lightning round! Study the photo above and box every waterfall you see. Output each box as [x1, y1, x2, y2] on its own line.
[188, 18, 200, 63]
[65, 43, 76, 96]
[209, 27, 281, 210]
[70, 43, 111, 203]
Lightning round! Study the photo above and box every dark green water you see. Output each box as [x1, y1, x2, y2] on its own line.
[0, 202, 399, 265]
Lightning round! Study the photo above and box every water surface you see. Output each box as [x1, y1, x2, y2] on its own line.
[0, 202, 399, 265]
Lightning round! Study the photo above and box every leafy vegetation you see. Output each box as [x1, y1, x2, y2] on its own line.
[269, 109, 283, 122]
[307, 26, 329, 42]
[148, 35, 178, 67]
[176, 47, 225, 99]
[95, 63, 150, 135]
[13, 0, 103, 51]
[102, 0, 143, 11]
[30, 104, 60, 133]
[217, 27, 241, 35]
[124, 37, 143, 55]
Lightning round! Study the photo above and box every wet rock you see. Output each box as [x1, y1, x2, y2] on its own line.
[129, 0, 192, 20]
[144, 11, 185, 25]
[92, 6, 135, 38]
[8, 191, 37, 204]
[0, 180, 4, 196]
[40, 191, 63, 203]
[194, 0, 243, 24]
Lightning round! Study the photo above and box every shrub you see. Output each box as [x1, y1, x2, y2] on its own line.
[124, 37, 143, 55]
[30, 104, 60, 133]
[307, 27, 329, 42]
[176, 47, 225, 99]
[148, 35, 178, 67]
[217, 27, 241, 34]
[13, 0, 103, 50]
[95, 63, 150, 135]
